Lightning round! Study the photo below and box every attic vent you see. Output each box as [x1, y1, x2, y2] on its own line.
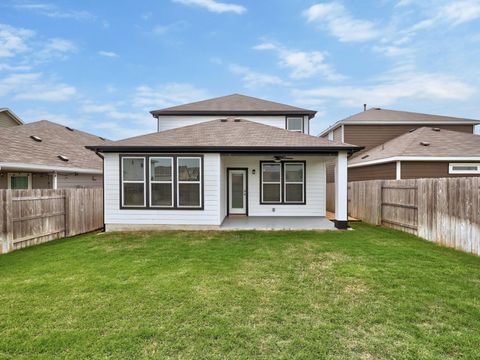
[432, 128, 441, 131]
[220, 119, 228, 122]
[409, 128, 417, 133]
[65, 126, 74, 131]
[361, 154, 369, 159]
[234, 119, 241, 122]
[420, 141, 430, 146]
[58, 155, 69, 161]
[98, 136, 106, 141]
[30, 135, 42, 142]
[374, 107, 381, 110]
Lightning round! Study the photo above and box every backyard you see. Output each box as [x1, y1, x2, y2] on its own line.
[0, 224, 479, 359]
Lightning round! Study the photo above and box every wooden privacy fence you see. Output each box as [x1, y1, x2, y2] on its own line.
[0, 188, 103, 254]
[347, 178, 480, 256]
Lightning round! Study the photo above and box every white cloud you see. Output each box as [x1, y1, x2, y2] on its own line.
[98, 50, 118, 58]
[228, 64, 286, 89]
[0, 23, 35, 58]
[0, 72, 77, 101]
[292, 71, 476, 108]
[133, 83, 210, 109]
[253, 42, 345, 81]
[13, 3, 94, 20]
[303, 2, 379, 42]
[172, 0, 246, 14]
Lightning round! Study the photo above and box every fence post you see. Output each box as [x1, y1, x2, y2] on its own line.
[4, 190, 13, 253]
[64, 189, 70, 237]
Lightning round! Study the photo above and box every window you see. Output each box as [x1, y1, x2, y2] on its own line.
[177, 157, 202, 208]
[261, 163, 282, 203]
[284, 163, 305, 203]
[120, 155, 203, 210]
[286, 117, 303, 132]
[449, 163, 480, 174]
[8, 173, 31, 189]
[122, 157, 146, 207]
[150, 157, 173, 207]
[260, 162, 306, 204]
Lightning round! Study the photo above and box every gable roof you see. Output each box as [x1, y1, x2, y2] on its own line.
[87, 118, 360, 154]
[349, 127, 480, 166]
[0, 120, 105, 173]
[319, 108, 480, 136]
[150, 94, 317, 118]
[0, 108, 24, 126]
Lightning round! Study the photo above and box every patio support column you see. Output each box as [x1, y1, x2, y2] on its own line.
[334, 151, 348, 230]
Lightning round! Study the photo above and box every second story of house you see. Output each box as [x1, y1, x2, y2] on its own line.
[319, 107, 480, 153]
[150, 94, 316, 134]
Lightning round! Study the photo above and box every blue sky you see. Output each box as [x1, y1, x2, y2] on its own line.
[1, 0, 480, 139]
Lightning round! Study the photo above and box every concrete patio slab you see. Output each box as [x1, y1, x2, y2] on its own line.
[220, 216, 336, 230]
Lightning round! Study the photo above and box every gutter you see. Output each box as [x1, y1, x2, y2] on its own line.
[0, 162, 102, 174]
[85, 145, 363, 155]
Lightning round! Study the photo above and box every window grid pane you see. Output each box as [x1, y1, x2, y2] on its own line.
[122, 157, 146, 207]
[261, 163, 282, 203]
[284, 163, 304, 203]
[177, 157, 202, 207]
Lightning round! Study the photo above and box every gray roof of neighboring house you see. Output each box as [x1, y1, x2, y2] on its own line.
[150, 94, 317, 118]
[319, 108, 480, 136]
[349, 127, 480, 166]
[87, 118, 361, 153]
[0, 108, 24, 125]
[0, 120, 105, 172]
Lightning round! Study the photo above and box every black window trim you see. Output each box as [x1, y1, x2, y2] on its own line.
[259, 160, 307, 205]
[119, 154, 204, 210]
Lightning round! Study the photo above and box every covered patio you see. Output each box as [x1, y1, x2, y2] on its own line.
[220, 216, 336, 230]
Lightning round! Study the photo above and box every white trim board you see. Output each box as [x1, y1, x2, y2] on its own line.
[0, 162, 102, 174]
[349, 156, 480, 168]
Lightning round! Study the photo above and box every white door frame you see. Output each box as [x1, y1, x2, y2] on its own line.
[228, 168, 247, 215]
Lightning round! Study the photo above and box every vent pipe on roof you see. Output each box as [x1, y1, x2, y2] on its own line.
[363, 104, 366, 111]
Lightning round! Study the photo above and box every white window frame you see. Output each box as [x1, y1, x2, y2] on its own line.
[177, 157, 202, 208]
[121, 156, 146, 207]
[261, 163, 282, 203]
[149, 157, 174, 208]
[286, 117, 304, 133]
[284, 163, 305, 204]
[448, 163, 480, 174]
[7, 173, 32, 190]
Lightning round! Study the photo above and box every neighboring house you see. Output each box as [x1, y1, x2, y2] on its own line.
[319, 107, 480, 181]
[0, 108, 23, 128]
[348, 127, 480, 181]
[87, 94, 361, 230]
[0, 120, 105, 189]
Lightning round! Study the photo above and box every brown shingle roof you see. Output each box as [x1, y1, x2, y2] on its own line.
[87, 119, 360, 153]
[349, 127, 480, 165]
[0, 120, 104, 172]
[150, 94, 317, 118]
[319, 108, 480, 136]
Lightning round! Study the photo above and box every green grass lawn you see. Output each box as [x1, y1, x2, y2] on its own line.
[0, 224, 479, 359]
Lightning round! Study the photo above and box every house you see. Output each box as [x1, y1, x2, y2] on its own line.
[87, 94, 361, 230]
[0, 108, 24, 128]
[348, 127, 480, 181]
[319, 107, 480, 181]
[0, 120, 105, 189]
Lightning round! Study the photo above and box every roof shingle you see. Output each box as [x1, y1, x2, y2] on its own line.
[88, 118, 360, 153]
[349, 127, 480, 165]
[0, 120, 104, 171]
[150, 94, 316, 118]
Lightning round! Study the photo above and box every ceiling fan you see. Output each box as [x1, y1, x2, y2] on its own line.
[273, 155, 293, 162]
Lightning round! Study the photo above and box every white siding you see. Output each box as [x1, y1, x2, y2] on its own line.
[222, 155, 327, 217]
[104, 153, 222, 226]
[157, 115, 311, 134]
[57, 173, 103, 188]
